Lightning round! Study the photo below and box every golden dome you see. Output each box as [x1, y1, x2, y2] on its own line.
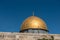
[20, 16, 47, 31]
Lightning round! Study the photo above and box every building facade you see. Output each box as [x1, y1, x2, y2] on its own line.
[0, 32, 60, 40]
[0, 13, 59, 40]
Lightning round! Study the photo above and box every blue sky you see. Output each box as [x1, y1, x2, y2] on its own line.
[0, 0, 60, 34]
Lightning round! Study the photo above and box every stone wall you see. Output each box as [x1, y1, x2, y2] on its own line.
[0, 32, 60, 40]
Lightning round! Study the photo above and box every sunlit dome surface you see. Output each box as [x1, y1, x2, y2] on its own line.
[20, 16, 48, 31]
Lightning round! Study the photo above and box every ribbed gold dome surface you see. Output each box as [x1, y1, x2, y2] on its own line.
[20, 16, 47, 31]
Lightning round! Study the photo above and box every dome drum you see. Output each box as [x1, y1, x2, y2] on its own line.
[20, 28, 48, 32]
